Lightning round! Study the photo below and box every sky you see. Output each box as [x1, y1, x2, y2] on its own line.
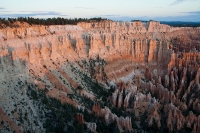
[0, 0, 200, 22]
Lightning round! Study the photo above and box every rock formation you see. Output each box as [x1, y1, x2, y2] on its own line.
[86, 122, 97, 133]
[0, 20, 199, 132]
[76, 113, 85, 125]
[92, 104, 133, 132]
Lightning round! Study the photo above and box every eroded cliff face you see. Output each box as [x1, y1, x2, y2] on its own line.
[0, 21, 200, 132]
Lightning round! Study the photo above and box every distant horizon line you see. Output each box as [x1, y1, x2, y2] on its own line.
[0, 17, 200, 23]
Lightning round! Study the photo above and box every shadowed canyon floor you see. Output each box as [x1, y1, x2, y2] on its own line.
[0, 20, 200, 133]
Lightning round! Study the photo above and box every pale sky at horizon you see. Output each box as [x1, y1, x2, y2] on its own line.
[0, 0, 200, 21]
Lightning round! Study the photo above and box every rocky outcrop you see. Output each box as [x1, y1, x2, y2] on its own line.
[76, 113, 97, 133]
[92, 103, 102, 117]
[76, 113, 85, 125]
[86, 122, 97, 133]
[164, 103, 200, 133]
[145, 66, 151, 80]
[116, 116, 132, 132]
[92, 104, 133, 132]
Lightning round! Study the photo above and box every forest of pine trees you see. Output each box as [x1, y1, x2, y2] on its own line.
[0, 17, 108, 27]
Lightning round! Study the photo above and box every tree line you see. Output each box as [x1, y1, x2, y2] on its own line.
[0, 17, 108, 27]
